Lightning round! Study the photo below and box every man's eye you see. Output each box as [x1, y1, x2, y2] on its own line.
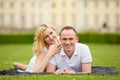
[69, 38, 73, 40]
[62, 38, 67, 40]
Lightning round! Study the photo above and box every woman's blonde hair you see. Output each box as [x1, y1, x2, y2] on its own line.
[33, 24, 57, 55]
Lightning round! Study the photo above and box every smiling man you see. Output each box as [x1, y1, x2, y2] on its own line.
[46, 26, 92, 74]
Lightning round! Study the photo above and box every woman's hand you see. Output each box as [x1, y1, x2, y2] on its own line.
[47, 42, 62, 57]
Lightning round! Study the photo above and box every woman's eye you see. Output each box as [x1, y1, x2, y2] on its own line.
[45, 35, 49, 39]
[50, 32, 53, 35]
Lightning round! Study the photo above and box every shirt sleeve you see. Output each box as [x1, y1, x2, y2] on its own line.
[81, 45, 92, 63]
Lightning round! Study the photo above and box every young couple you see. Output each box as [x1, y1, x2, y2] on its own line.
[13, 24, 92, 74]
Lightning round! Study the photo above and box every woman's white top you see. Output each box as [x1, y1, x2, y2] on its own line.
[26, 47, 48, 72]
[26, 36, 60, 72]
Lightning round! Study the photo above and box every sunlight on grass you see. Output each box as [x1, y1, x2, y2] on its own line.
[0, 43, 120, 80]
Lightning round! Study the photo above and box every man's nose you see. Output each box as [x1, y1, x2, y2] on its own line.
[66, 40, 70, 44]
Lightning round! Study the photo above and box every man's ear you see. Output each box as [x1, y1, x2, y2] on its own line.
[76, 36, 79, 42]
[60, 36, 61, 41]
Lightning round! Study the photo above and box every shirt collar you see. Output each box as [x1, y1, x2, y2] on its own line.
[60, 43, 79, 56]
[60, 48, 66, 56]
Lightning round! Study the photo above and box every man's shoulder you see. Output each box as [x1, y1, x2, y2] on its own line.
[76, 43, 89, 48]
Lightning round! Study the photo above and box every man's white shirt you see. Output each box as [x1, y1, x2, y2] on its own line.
[49, 43, 92, 72]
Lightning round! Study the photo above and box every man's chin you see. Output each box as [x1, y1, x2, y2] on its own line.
[65, 48, 71, 51]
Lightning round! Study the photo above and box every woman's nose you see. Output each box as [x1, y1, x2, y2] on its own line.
[49, 35, 53, 39]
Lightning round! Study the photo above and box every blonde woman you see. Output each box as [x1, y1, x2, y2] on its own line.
[13, 24, 61, 72]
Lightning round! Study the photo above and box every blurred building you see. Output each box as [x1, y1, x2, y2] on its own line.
[0, 0, 120, 33]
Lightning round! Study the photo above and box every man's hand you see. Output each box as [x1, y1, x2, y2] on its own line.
[55, 69, 76, 74]
[63, 69, 76, 74]
[55, 69, 65, 74]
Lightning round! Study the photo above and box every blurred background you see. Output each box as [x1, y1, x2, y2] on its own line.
[0, 1, 120, 80]
[0, 0, 120, 33]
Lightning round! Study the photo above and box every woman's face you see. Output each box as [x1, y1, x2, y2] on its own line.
[43, 28, 58, 45]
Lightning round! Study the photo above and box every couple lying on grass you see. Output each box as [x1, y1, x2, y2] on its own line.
[13, 24, 92, 74]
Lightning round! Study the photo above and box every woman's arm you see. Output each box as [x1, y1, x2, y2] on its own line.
[33, 43, 62, 72]
[13, 62, 28, 70]
[32, 52, 48, 72]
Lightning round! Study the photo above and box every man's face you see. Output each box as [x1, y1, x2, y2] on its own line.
[60, 29, 78, 53]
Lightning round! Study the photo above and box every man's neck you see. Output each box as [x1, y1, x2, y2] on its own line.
[65, 50, 74, 59]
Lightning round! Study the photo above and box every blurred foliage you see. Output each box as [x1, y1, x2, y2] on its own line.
[77, 33, 120, 44]
[0, 33, 34, 44]
[0, 33, 120, 44]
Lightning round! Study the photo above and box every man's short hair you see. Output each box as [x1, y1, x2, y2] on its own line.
[60, 26, 77, 35]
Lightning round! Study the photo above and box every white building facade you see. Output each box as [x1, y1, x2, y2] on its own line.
[0, 0, 120, 33]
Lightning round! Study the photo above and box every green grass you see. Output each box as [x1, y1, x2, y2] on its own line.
[0, 43, 120, 80]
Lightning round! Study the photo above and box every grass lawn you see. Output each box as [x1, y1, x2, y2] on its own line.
[0, 43, 120, 80]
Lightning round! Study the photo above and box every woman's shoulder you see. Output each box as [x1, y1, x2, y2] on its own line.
[43, 47, 48, 53]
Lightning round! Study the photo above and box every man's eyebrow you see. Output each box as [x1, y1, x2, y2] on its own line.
[61, 37, 67, 39]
